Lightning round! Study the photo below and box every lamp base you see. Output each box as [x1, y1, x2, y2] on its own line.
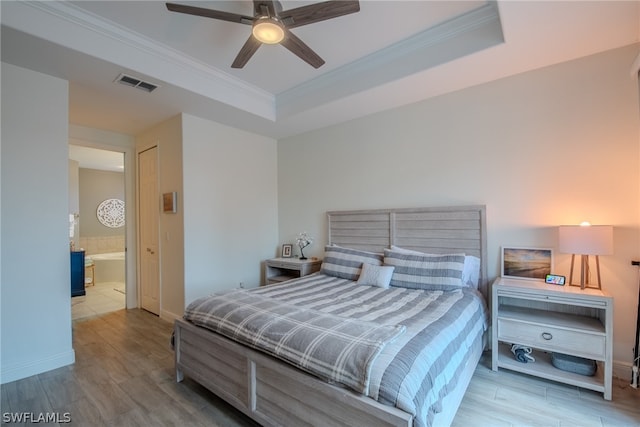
[568, 254, 602, 290]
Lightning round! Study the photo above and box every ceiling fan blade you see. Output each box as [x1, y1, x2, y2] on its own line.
[280, 30, 324, 68]
[231, 36, 262, 68]
[281, 1, 360, 29]
[166, 3, 253, 25]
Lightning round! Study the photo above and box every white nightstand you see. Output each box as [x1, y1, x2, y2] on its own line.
[263, 258, 322, 285]
[491, 277, 613, 400]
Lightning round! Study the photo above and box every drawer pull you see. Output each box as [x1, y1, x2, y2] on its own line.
[541, 332, 553, 340]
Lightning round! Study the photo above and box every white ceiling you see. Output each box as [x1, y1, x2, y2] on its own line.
[2, 0, 639, 147]
[69, 145, 124, 172]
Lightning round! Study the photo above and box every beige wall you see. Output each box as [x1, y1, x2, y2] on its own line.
[277, 45, 640, 371]
[79, 168, 125, 238]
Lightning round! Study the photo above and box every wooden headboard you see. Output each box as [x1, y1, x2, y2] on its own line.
[327, 205, 488, 297]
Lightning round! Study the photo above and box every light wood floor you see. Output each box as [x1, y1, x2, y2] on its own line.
[1, 309, 638, 426]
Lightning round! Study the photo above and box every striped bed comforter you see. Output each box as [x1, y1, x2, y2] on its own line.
[185, 273, 488, 427]
[184, 291, 406, 395]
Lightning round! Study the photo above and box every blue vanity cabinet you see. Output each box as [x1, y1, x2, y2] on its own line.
[71, 250, 86, 297]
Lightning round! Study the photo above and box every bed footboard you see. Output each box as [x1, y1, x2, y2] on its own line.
[174, 318, 412, 427]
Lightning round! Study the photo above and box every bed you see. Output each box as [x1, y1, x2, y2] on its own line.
[174, 205, 489, 427]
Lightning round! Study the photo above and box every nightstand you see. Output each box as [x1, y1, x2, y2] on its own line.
[491, 277, 613, 400]
[263, 258, 322, 285]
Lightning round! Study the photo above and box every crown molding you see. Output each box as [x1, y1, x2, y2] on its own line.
[5, 1, 276, 120]
[2, 0, 504, 127]
[276, 1, 503, 119]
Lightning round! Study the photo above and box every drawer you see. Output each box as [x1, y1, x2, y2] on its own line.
[497, 318, 606, 360]
[268, 261, 297, 269]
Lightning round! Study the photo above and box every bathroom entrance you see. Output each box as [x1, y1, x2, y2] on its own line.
[69, 145, 127, 320]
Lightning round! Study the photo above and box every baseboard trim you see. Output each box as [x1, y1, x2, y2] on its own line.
[613, 360, 635, 381]
[1, 350, 75, 384]
[160, 309, 181, 324]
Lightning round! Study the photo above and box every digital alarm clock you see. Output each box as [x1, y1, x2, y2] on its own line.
[545, 274, 566, 285]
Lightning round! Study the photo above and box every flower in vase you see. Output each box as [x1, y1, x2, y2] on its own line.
[296, 232, 313, 260]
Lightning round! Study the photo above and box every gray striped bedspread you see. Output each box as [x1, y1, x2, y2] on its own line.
[185, 273, 488, 427]
[184, 291, 406, 394]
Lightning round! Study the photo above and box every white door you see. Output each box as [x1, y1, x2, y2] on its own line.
[139, 146, 160, 315]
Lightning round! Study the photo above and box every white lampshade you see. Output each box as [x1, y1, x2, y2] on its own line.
[558, 225, 613, 255]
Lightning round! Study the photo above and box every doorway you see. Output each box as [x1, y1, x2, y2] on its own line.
[69, 145, 127, 320]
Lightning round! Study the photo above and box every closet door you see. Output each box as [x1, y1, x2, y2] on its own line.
[138, 146, 160, 315]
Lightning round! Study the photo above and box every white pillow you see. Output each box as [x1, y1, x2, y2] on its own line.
[389, 246, 480, 289]
[461, 255, 481, 289]
[356, 263, 395, 288]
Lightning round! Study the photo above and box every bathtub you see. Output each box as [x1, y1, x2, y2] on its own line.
[89, 251, 125, 284]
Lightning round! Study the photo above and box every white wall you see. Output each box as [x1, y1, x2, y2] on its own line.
[135, 114, 279, 318]
[277, 45, 640, 373]
[182, 114, 279, 305]
[1, 63, 75, 383]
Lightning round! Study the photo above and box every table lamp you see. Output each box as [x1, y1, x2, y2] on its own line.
[558, 223, 613, 290]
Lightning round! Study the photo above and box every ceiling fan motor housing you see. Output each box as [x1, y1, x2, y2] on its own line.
[252, 17, 285, 44]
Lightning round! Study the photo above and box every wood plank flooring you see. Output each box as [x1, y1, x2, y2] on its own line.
[1, 308, 638, 426]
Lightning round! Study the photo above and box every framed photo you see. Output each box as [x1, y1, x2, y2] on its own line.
[501, 247, 553, 281]
[281, 244, 293, 258]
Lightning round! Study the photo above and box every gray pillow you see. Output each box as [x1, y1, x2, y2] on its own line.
[383, 249, 465, 290]
[320, 245, 383, 281]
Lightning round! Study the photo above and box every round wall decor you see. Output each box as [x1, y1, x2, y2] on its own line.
[96, 198, 125, 228]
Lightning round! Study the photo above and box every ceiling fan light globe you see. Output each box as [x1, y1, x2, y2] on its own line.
[252, 19, 285, 44]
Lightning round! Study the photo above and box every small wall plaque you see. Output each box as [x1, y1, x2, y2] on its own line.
[97, 198, 125, 228]
[163, 192, 177, 213]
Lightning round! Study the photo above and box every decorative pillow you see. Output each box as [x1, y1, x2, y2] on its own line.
[383, 249, 465, 290]
[461, 255, 481, 289]
[320, 245, 383, 281]
[356, 263, 395, 288]
[390, 246, 480, 289]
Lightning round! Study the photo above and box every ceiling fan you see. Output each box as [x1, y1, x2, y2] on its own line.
[166, 1, 360, 69]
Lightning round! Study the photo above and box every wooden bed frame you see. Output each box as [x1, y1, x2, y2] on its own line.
[174, 205, 488, 426]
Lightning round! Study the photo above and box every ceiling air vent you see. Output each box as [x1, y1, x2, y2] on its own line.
[115, 73, 158, 93]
